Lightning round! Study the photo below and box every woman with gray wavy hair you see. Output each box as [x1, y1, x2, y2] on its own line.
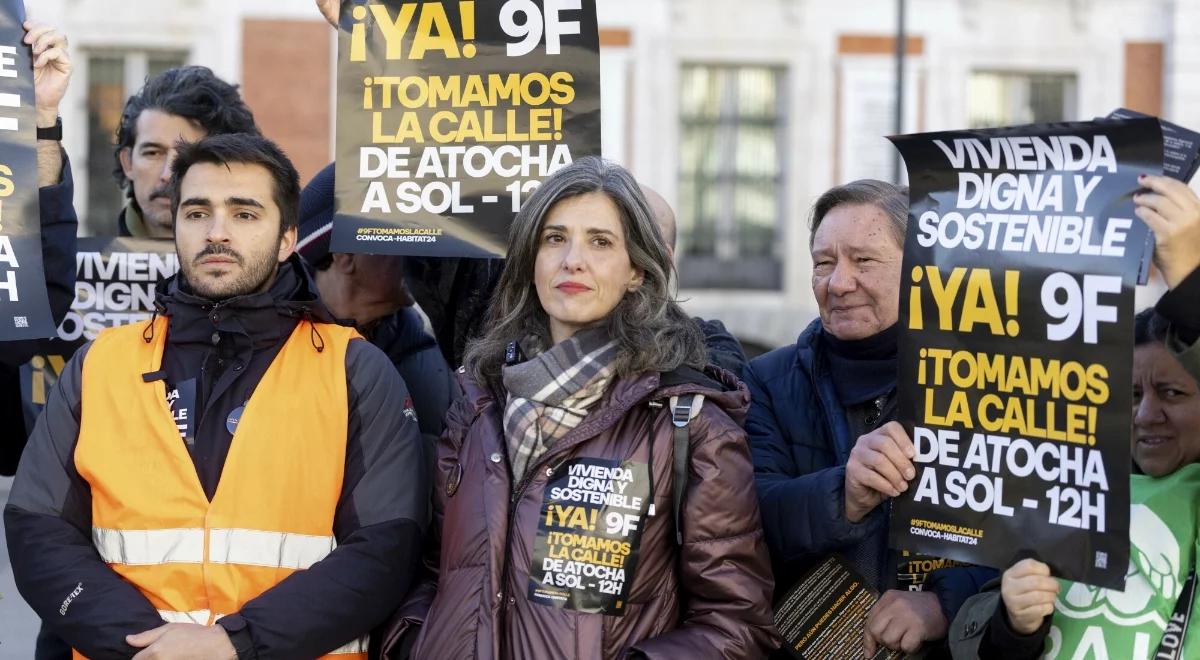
[382, 156, 779, 659]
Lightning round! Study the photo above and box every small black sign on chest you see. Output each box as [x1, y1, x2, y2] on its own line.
[528, 457, 652, 615]
[165, 377, 197, 446]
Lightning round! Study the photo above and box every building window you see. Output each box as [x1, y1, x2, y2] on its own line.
[967, 72, 1077, 129]
[85, 50, 188, 233]
[677, 64, 785, 290]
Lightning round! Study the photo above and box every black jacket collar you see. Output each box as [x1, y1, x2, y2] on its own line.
[155, 253, 339, 350]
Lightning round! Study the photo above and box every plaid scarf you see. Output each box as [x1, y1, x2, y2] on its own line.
[502, 327, 620, 484]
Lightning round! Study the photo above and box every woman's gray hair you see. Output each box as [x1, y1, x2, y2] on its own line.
[464, 156, 706, 387]
[808, 179, 909, 249]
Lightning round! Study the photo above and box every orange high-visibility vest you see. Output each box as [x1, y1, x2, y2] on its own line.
[73, 315, 367, 659]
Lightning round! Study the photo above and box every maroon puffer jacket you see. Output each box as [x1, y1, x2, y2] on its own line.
[383, 365, 779, 659]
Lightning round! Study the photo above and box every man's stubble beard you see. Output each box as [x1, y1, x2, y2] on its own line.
[180, 244, 280, 301]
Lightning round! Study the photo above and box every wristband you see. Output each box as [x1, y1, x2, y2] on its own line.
[36, 116, 62, 141]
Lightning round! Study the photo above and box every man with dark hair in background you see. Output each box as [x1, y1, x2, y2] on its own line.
[113, 65, 258, 238]
[5, 133, 426, 659]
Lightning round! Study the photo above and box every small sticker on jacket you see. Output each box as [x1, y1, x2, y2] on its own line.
[166, 378, 197, 446]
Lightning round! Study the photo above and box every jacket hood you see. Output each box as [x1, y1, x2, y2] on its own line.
[154, 253, 340, 349]
[158, 253, 333, 318]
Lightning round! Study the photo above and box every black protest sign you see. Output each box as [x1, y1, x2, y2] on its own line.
[886, 119, 1163, 589]
[21, 237, 176, 425]
[0, 0, 53, 340]
[774, 556, 900, 660]
[333, 0, 601, 257]
[528, 457, 650, 615]
[167, 377, 196, 444]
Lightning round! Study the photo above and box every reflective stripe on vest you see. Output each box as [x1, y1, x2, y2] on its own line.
[208, 528, 337, 570]
[75, 317, 366, 660]
[93, 527, 204, 565]
[331, 637, 370, 655]
[157, 609, 213, 625]
[93, 527, 337, 570]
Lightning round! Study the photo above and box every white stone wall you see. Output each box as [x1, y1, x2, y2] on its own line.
[1167, 0, 1200, 196]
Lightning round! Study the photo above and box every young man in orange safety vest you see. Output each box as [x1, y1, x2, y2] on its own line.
[4, 133, 428, 659]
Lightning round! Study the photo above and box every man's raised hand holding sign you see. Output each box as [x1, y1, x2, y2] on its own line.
[26, 22, 67, 121]
[845, 421, 916, 524]
[24, 21, 68, 187]
[316, 0, 340, 27]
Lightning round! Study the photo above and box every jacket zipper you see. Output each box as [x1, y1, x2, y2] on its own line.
[492, 381, 659, 658]
[497, 455, 558, 660]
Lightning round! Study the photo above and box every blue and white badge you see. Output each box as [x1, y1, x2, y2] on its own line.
[226, 405, 245, 435]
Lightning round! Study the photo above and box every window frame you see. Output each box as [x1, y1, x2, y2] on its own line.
[675, 62, 788, 291]
[966, 70, 1079, 130]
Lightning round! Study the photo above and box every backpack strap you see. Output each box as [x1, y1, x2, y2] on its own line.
[668, 393, 704, 545]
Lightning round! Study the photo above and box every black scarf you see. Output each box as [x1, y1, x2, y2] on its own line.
[822, 323, 899, 406]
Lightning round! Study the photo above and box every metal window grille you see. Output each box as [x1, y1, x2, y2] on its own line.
[967, 71, 1078, 130]
[677, 64, 786, 290]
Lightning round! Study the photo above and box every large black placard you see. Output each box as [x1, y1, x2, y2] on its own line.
[333, 0, 601, 257]
[887, 119, 1162, 589]
[0, 0, 53, 340]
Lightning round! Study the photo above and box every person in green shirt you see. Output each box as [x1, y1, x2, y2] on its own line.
[950, 309, 1200, 659]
